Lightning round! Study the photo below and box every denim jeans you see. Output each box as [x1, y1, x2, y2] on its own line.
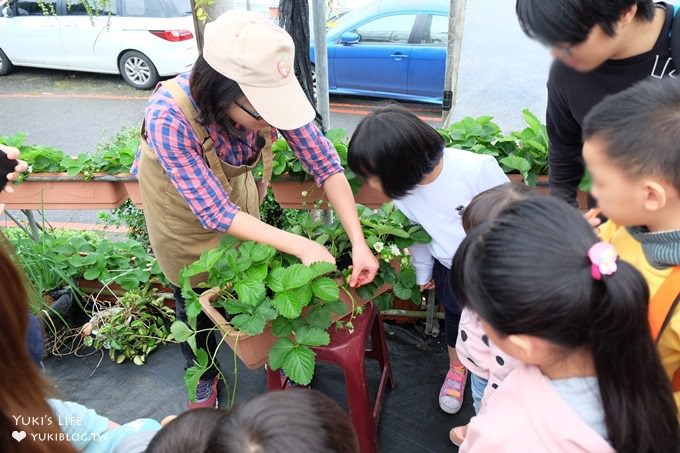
[470, 373, 489, 414]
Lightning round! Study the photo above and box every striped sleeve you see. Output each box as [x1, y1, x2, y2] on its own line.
[145, 104, 240, 232]
[280, 122, 343, 186]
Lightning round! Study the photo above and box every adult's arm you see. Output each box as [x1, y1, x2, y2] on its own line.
[281, 124, 378, 286]
[546, 81, 586, 207]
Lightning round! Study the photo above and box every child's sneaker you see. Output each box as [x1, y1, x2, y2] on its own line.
[439, 366, 468, 414]
[188, 375, 219, 409]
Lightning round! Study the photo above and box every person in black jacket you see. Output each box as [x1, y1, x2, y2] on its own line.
[515, 0, 677, 207]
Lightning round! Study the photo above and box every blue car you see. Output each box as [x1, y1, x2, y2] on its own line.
[310, 0, 449, 104]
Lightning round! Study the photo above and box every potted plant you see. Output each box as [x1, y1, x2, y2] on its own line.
[0, 132, 131, 209]
[437, 109, 589, 208]
[173, 237, 367, 395]
[267, 128, 390, 209]
[79, 287, 176, 366]
[171, 203, 430, 396]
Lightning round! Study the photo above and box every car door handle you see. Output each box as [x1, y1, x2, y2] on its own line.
[390, 53, 408, 60]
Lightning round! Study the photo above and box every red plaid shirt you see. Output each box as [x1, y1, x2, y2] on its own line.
[131, 73, 342, 232]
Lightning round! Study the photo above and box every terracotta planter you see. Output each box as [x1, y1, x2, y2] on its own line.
[0, 173, 127, 210]
[271, 176, 390, 209]
[118, 177, 143, 208]
[507, 174, 588, 210]
[199, 282, 389, 369]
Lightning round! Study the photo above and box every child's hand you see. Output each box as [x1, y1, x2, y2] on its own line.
[450, 424, 468, 446]
[584, 208, 602, 228]
[161, 415, 177, 426]
[419, 279, 435, 291]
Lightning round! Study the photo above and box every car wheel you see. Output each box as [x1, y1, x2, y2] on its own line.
[118, 50, 159, 90]
[0, 48, 14, 76]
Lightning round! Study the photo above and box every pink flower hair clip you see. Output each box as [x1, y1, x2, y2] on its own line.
[587, 242, 618, 280]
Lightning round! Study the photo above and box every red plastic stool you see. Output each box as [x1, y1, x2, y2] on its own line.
[266, 301, 395, 453]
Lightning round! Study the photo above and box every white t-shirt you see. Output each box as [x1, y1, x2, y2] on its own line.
[394, 148, 508, 285]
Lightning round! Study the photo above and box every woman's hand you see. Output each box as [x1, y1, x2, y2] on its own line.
[296, 239, 336, 267]
[348, 242, 379, 288]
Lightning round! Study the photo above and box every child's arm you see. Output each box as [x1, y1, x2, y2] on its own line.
[47, 399, 111, 450]
[409, 243, 434, 286]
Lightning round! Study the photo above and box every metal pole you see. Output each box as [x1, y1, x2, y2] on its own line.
[311, 0, 330, 130]
[441, 0, 467, 126]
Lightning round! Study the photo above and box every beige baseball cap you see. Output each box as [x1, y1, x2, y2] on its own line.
[203, 10, 315, 131]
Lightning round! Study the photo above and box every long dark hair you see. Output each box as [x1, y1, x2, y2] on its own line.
[347, 104, 444, 199]
[516, 0, 655, 45]
[0, 236, 76, 453]
[453, 197, 679, 452]
[206, 389, 359, 453]
[190, 54, 245, 137]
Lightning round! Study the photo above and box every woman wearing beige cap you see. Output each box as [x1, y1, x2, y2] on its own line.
[131, 10, 379, 409]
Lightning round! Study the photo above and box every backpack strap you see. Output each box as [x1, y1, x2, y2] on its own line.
[671, 3, 680, 66]
[650, 266, 680, 341]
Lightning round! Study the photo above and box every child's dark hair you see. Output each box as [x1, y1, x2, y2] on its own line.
[516, 0, 655, 46]
[205, 389, 359, 453]
[452, 196, 679, 452]
[144, 408, 226, 453]
[348, 104, 444, 199]
[583, 77, 680, 194]
[461, 182, 537, 233]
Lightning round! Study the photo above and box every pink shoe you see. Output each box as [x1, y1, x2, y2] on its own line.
[188, 375, 219, 409]
[439, 366, 468, 414]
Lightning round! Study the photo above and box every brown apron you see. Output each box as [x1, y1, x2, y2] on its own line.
[137, 80, 273, 286]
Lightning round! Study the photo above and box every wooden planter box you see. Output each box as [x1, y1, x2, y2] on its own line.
[114, 174, 143, 208]
[0, 173, 128, 210]
[507, 174, 588, 210]
[199, 282, 389, 369]
[271, 176, 390, 209]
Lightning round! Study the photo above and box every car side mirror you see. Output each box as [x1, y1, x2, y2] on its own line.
[339, 32, 360, 45]
[2, 6, 14, 18]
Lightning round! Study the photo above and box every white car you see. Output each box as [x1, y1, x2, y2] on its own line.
[0, 0, 198, 89]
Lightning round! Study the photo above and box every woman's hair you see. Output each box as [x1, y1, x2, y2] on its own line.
[583, 77, 680, 194]
[206, 389, 359, 453]
[516, 0, 655, 45]
[347, 104, 444, 199]
[0, 237, 76, 453]
[461, 182, 537, 233]
[190, 54, 246, 137]
[144, 408, 226, 453]
[452, 196, 679, 452]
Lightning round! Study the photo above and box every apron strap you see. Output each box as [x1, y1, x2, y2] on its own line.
[161, 79, 234, 194]
[650, 266, 680, 342]
[259, 127, 274, 185]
